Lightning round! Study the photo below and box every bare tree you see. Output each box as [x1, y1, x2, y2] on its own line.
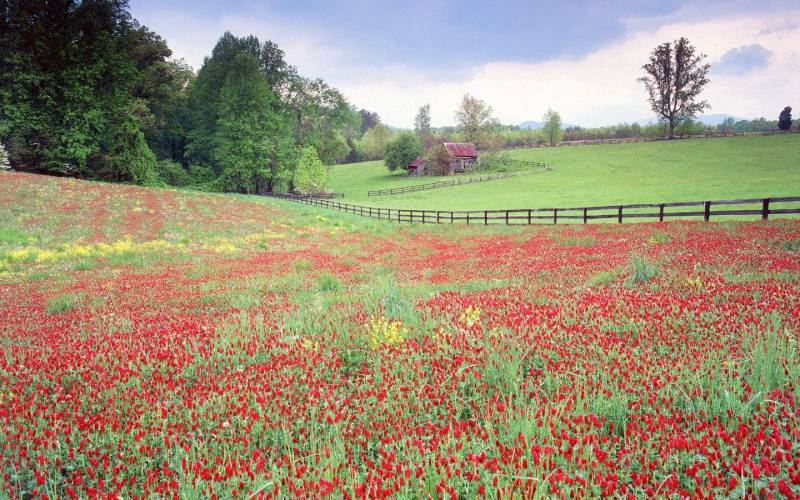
[455, 93, 494, 146]
[639, 37, 710, 139]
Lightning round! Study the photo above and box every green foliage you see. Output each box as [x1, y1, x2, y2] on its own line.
[316, 273, 342, 293]
[627, 254, 659, 287]
[780, 239, 800, 253]
[293, 146, 327, 194]
[455, 93, 495, 148]
[778, 106, 792, 131]
[355, 124, 392, 161]
[155, 161, 191, 186]
[423, 143, 453, 176]
[542, 109, 563, 146]
[316, 129, 350, 165]
[46, 293, 80, 314]
[384, 132, 421, 172]
[0, 1, 176, 183]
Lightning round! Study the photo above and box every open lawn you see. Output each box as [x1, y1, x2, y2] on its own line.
[329, 135, 800, 210]
[1, 171, 799, 497]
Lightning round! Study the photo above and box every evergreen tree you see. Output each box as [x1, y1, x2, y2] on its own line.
[778, 106, 792, 131]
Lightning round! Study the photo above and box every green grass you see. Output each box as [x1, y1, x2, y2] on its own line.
[328, 135, 800, 210]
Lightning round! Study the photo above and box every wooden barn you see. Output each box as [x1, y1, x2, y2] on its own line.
[443, 142, 478, 173]
[406, 157, 425, 176]
[406, 142, 478, 176]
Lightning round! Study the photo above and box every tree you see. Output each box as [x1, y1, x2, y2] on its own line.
[359, 109, 380, 135]
[356, 124, 392, 160]
[542, 109, 563, 146]
[639, 37, 710, 139]
[316, 128, 350, 164]
[778, 106, 792, 131]
[424, 143, 454, 176]
[414, 104, 432, 146]
[212, 53, 291, 194]
[384, 132, 421, 172]
[0, 0, 180, 181]
[293, 146, 327, 194]
[455, 93, 495, 147]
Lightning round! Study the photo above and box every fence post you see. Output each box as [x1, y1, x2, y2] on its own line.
[528, 209, 532, 225]
[659, 204, 664, 222]
[583, 208, 588, 224]
[762, 198, 770, 220]
[553, 209, 558, 225]
[617, 206, 623, 223]
[451, 212, 454, 224]
[467, 213, 470, 225]
[505, 210, 509, 225]
[484, 210, 488, 225]
[703, 201, 711, 222]
[437, 211, 440, 223]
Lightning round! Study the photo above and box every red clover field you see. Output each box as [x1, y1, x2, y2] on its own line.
[1, 172, 799, 498]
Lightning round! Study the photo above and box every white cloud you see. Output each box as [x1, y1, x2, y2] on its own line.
[335, 10, 800, 127]
[134, 4, 800, 128]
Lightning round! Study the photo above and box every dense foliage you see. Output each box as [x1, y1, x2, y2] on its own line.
[0, 1, 373, 193]
[384, 132, 422, 172]
[778, 106, 792, 131]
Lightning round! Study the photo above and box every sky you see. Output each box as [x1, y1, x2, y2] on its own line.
[130, 0, 800, 128]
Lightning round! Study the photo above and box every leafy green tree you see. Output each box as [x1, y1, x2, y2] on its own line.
[356, 124, 392, 160]
[384, 132, 421, 172]
[639, 37, 710, 139]
[293, 146, 327, 194]
[359, 109, 381, 135]
[455, 93, 495, 148]
[212, 53, 291, 194]
[542, 109, 563, 146]
[0, 0, 183, 182]
[316, 129, 350, 164]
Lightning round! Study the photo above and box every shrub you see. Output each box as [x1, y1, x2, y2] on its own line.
[627, 254, 659, 286]
[316, 272, 342, 292]
[293, 146, 327, 194]
[155, 160, 191, 186]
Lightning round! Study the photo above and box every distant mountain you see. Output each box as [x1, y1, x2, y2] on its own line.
[636, 114, 745, 126]
[518, 120, 578, 129]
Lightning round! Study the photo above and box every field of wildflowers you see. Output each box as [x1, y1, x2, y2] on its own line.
[1, 171, 799, 498]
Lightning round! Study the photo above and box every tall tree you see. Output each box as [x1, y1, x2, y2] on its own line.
[778, 106, 792, 131]
[542, 109, 563, 146]
[356, 124, 392, 160]
[414, 104, 432, 147]
[0, 0, 180, 182]
[212, 53, 292, 193]
[359, 109, 381, 135]
[455, 93, 494, 147]
[639, 37, 710, 139]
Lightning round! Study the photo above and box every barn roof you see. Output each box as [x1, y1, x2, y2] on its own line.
[443, 142, 478, 157]
[408, 157, 423, 168]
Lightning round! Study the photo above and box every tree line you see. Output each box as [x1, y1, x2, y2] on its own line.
[0, 0, 385, 194]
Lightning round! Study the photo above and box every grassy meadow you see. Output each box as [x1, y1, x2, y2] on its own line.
[328, 134, 800, 210]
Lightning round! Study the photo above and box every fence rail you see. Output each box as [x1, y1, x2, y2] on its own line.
[368, 164, 548, 196]
[303, 192, 344, 199]
[264, 194, 800, 225]
[503, 129, 800, 150]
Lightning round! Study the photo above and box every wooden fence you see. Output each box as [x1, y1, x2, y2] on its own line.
[264, 194, 800, 225]
[505, 129, 800, 150]
[368, 164, 548, 197]
[304, 192, 344, 199]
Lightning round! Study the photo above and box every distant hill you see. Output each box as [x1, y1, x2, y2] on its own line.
[636, 114, 745, 126]
[518, 120, 578, 129]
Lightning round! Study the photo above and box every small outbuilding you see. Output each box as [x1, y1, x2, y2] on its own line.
[443, 142, 478, 173]
[407, 157, 425, 176]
